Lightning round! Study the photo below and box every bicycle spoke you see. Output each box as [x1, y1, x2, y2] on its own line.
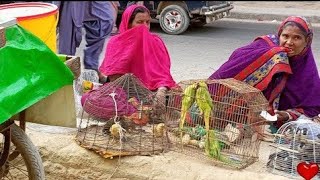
[0, 123, 45, 179]
[0, 147, 28, 179]
[9, 165, 28, 174]
[8, 156, 24, 167]
[4, 163, 28, 179]
[5, 170, 14, 179]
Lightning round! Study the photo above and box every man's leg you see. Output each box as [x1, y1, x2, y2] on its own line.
[83, 19, 113, 82]
[58, 2, 84, 55]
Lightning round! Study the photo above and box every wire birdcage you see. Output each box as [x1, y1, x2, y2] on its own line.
[267, 116, 320, 179]
[165, 78, 269, 169]
[75, 73, 169, 159]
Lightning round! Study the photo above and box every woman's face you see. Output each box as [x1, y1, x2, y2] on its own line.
[130, 12, 151, 29]
[279, 25, 308, 57]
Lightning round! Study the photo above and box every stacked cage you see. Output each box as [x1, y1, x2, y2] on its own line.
[76, 73, 169, 159]
[165, 78, 269, 169]
[267, 117, 320, 179]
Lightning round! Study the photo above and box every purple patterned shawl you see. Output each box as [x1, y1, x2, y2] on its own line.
[209, 16, 320, 117]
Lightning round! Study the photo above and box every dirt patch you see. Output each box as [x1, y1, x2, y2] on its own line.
[25, 123, 292, 180]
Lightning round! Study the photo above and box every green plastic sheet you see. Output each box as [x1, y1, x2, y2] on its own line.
[0, 24, 74, 124]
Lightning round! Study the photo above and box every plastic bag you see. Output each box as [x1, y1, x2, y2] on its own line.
[0, 24, 74, 123]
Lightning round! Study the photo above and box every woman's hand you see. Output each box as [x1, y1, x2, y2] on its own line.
[313, 114, 320, 123]
[151, 87, 168, 119]
[155, 87, 167, 106]
[107, 74, 123, 82]
[275, 111, 290, 122]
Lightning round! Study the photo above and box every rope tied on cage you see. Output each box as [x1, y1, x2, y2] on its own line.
[109, 92, 127, 140]
[108, 91, 126, 180]
[109, 92, 118, 121]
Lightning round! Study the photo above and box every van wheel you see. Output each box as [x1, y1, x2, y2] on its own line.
[159, 5, 190, 35]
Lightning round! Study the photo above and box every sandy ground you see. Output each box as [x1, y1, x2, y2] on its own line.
[25, 121, 295, 180]
[22, 1, 320, 179]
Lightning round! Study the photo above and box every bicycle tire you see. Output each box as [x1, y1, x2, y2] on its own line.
[10, 123, 45, 180]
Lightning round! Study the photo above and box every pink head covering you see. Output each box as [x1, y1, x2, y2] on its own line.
[99, 5, 176, 91]
[118, 4, 150, 33]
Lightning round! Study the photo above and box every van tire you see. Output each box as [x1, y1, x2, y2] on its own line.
[159, 5, 190, 35]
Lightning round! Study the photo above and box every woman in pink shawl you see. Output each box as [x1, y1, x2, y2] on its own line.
[99, 4, 177, 100]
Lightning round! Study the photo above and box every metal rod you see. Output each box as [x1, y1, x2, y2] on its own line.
[0, 120, 13, 167]
[0, 27, 6, 48]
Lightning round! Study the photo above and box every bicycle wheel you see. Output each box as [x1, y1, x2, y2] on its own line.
[0, 123, 45, 180]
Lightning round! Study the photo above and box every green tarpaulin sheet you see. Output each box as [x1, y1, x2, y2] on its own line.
[0, 24, 74, 124]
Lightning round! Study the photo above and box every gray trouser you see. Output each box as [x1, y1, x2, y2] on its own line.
[57, 1, 114, 71]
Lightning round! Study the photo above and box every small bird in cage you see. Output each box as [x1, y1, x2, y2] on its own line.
[125, 111, 149, 126]
[153, 123, 166, 138]
[128, 97, 140, 107]
[195, 81, 214, 133]
[205, 130, 221, 157]
[109, 123, 127, 142]
[126, 97, 153, 126]
[179, 82, 199, 131]
[102, 117, 134, 134]
[205, 129, 231, 163]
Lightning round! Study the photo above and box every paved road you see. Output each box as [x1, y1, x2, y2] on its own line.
[76, 19, 320, 83]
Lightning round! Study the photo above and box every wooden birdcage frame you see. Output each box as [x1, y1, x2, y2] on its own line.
[165, 78, 269, 169]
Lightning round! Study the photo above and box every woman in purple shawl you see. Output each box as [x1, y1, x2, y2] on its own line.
[209, 16, 320, 129]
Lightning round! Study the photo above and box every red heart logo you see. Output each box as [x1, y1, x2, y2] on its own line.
[297, 162, 319, 180]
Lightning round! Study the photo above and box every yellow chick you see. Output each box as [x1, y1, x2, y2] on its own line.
[109, 123, 125, 140]
[182, 134, 191, 145]
[153, 123, 166, 138]
[128, 97, 140, 107]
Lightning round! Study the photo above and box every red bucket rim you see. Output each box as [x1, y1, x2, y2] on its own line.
[0, 2, 58, 21]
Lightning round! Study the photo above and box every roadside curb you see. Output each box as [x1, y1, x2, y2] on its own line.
[222, 18, 320, 28]
[228, 11, 320, 24]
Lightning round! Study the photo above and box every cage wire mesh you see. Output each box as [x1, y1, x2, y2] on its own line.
[75, 73, 169, 159]
[165, 78, 269, 169]
[267, 116, 320, 179]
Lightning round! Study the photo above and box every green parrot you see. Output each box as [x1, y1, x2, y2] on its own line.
[206, 129, 231, 163]
[205, 129, 221, 159]
[195, 81, 213, 134]
[179, 82, 198, 131]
